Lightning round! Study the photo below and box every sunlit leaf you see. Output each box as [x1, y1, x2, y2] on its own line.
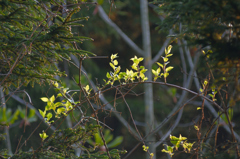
[156, 62, 163, 68]
[39, 109, 46, 118]
[50, 95, 55, 103]
[41, 97, 48, 102]
[39, 132, 48, 141]
[113, 60, 118, 65]
[166, 66, 174, 72]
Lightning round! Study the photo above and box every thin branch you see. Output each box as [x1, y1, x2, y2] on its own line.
[71, 54, 139, 137]
[154, 95, 198, 147]
[78, 57, 111, 159]
[183, 39, 240, 142]
[116, 86, 144, 141]
[97, 6, 144, 56]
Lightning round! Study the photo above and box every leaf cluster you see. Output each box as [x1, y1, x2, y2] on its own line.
[105, 54, 148, 85]
[162, 134, 194, 157]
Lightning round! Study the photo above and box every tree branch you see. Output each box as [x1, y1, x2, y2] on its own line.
[70, 55, 139, 138]
[97, 6, 144, 56]
[183, 39, 240, 142]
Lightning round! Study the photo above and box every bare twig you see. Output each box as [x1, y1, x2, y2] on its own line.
[71, 54, 139, 137]
[183, 39, 240, 144]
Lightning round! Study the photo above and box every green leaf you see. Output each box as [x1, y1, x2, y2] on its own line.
[28, 109, 35, 118]
[140, 66, 145, 69]
[50, 95, 55, 103]
[170, 135, 179, 147]
[53, 82, 59, 88]
[132, 63, 138, 71]
[40, 97, 48, 102]
[183, 141, 195, 153]
[166, 66, 174, 72]
[9, 109, 20, 124]
[39, 109, 46, 118]
[163, 72, 169, 78]
[113, 60, 118, 66]
[111, 53, 118, 60]
[162, 145, 174, 157]
[138, 57, 144, 62]
[166, 45, 172, 54]
[94, 132, 103, 146]
[152, 69, 157, 76]
[115, 66, 121, 74]
[57, 93, 62, 98]
[57, 107, 65, 115]
[54, 102, 63, 109]
[197, 107, 201, 110]
[163, 57, 168, 63]
[110, 62, 115, 70]
[39, 132, 48, 141]
[85, 85, 89, 92]
[106, 72, 111, 78]
[156, 67, 161, 75]
[107, 136, 123, 148]
[46, 113, 52, 121]
[156, 62, 163, 68]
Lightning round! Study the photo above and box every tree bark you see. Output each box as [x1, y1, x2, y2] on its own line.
[140, 0, 155, 158]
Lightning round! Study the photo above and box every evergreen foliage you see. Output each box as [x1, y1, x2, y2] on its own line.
[0, 0, 93, 92]
[155, 0, 240, 61]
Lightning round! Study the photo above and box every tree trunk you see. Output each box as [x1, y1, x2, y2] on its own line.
[140, 0, 156, 158]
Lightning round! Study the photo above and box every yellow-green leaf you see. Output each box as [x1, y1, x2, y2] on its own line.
[156, 62, 163, 68]
[156, 67, 161, 74]
[113, 60, 118, 65]
[106, 72, 111, 78]
[40, 97, 48, 102]
[115, 66, 121, 74]
[166, 66, 174, 72]
[166, 45, 172, 55]
[50, 95, 55, 103]
[110, 62, 115, 70]
[163, 57, 168, 63]
[111, 53, 118, 60]
[39, 109, 46, 118]
[152, 69, 157, 76]
[85, 85, 89, 91]
[39, 132, 48, 141]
